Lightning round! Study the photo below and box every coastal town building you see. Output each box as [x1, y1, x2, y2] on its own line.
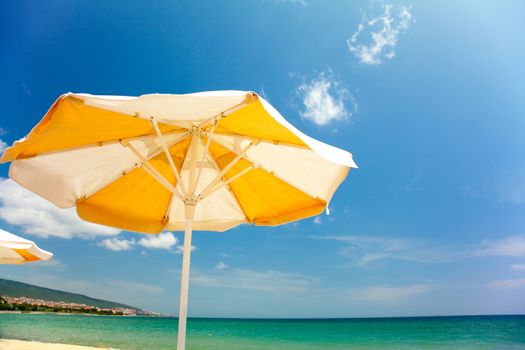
[1, 295, 141, 316]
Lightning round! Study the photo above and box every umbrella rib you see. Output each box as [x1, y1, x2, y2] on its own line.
[210, 136, 321, 202]
[194, 119, 217, 192]
[162, 180, 179, 225]
[163, 133, 195, 224]
[13, 130, 185, 160]
[124, 142, 184, 201]
[151, 117, 188, 197]
[202, 131, 309, 150]
[197, 138, 250, 223]
[198, 92, 258, 129]
[141, 164, 183, 201]
[202, 163, 258, 199]
[78, 132, 189, 202]
[198, 142, 254, 199]
[70, 95, 191, 130]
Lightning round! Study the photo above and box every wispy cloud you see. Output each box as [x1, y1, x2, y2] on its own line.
[192, 268, 318, 293]
[34, 259, 63, 269]
[313, 216, 322, 224]
[22, 83, 32, 96]
[295, 70, 355, 126]
[315, 234, 525, 267]
[103, 279, 164, 295]
[314, 235, 453, 267]
[259, 87, 270, 102]
[488, 278, 525, 289]
[274, 0, 306, 6]
[0, 178, 120, 239]
[175, 244, 198, 254]
[348, 284, 438, 302]
[348, 4, 413, 64]
[11, 274, 164, 307]
[0, 139, 7, 154]
[494, 188, 525, 205]
[511, 264, 525, 271]
[473, 236, 525, 257]
[0, 128, 8, 154]
[214, 262, 228, 270]
[463, 167, 525, 205]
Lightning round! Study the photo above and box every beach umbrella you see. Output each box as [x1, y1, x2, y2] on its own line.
[0, 91, 357, 349]
[0, 228, 53, 264]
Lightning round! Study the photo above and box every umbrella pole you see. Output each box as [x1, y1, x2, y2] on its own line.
[177, 203, 195, 350]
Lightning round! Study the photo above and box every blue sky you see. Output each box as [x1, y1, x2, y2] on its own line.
[1, 0, 525, 318]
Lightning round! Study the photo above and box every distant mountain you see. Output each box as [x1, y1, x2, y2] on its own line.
[0, 278, 139, 310]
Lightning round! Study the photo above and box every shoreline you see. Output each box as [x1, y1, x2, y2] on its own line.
[0, 339, 113, 350]
[2, 310, 524, 319]
[0, 310, 137, 317]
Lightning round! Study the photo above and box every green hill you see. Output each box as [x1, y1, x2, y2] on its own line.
[0, 278, 139, 310]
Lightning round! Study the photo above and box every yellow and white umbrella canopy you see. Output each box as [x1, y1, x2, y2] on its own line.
[1, 90, 356, 349]
[0, 229, 53, 264]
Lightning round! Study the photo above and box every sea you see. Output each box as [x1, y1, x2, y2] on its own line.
[1, 314, 524, 349]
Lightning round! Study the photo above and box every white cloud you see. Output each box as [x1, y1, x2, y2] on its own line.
[474, 236, 525, 257]
[192, 268, 317, 293]
[348, 284, 438, 302]
[138, 232, 178, 250]
[0, 127, 7, 153]
[98, 232, 189, 252]
[0, 178, 120, 239]
[348, 4, 413, 64]
[488, 278, 525, 289]
[313, 216, 322, 224]
[296, 71, 354, 126]
[314, 235, 452, 267]
[0, 139, 7, 154]
[99, 237, 135, 251]
[511, 264, 525, 271]
[214, 262, 228, 270]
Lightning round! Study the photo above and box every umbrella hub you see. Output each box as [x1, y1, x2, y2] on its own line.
[189, 125, 204, 137]
[183, 197, 199, 207]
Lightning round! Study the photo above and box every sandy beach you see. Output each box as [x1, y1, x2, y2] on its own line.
[0, 339, 112, 350]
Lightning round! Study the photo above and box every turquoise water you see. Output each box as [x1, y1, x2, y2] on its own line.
[1, 314, 525, 349]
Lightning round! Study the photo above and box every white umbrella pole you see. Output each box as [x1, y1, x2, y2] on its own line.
[177, 203, 195, 350]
